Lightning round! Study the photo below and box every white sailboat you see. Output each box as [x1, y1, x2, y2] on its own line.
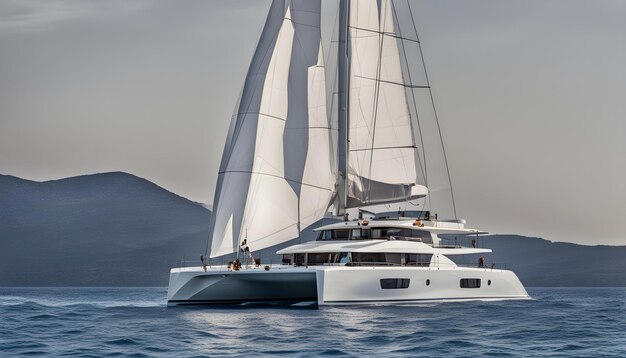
[167, 0, 529, 306]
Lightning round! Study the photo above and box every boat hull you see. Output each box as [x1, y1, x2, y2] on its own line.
[167, 266, 317, 305]
[167, 265, 529, 306]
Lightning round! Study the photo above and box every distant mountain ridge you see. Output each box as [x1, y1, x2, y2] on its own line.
[0, 172, 210, 286]
[1, 172, 625, 287]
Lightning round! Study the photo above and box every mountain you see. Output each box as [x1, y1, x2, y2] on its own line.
[1, 172, 625, 287]
[0, 172, 210, 286]
[447, 235, 626, 287]
[488, 235, 626, 286]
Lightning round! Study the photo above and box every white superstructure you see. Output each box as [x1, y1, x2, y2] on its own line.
[168, 216, 528, 305]
[167, 0, 529, 306]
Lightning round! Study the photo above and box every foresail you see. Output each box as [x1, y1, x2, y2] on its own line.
[346, 0, 426, 208]
[209, 0, 333, 257]
[299, 44, 335, 228]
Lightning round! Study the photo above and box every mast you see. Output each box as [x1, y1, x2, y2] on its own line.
[336, 0, 349, 215]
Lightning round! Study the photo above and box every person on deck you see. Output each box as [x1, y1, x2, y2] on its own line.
[200, 255, 207, 272]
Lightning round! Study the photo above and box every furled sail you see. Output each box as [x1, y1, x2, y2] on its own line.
[209, 0, 334, 257]
[346, 0, 428, 208]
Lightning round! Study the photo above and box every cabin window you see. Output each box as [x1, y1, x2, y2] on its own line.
[351, 253, 387, 266]
[333, 252, 350, 264]
[307, 253, 332, 265]
[386, 228, 409, 240]
[318, 230, 332, 240]
[460, 278, 481, 288]
[318, 229, 351, 241]
[351, 228, 394, 240]
[282, 254, 292, 265]
[385, 253, 402, 266]
[405, 254, 432, 267]
[380, 278, 410, 289]
[389, 229, 433, 243]
[352, 228, 371, 239]
[294, 253, 305, 266]
[369, 229, 385, 239]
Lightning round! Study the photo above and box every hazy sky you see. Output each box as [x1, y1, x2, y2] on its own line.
[1, 0, 625, 245]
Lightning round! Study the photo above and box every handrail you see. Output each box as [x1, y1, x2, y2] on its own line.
[174, 256, 508, 271]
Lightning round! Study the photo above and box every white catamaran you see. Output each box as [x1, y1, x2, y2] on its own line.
[167, 0, 529, 306]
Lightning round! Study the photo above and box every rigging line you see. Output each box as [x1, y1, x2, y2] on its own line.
[218, 170, 334, 192]
[292, 126, 334, 130]
[284, 16, 321, 30]
[353, 75, 430, 88]
[408, 1, 457, 220]
[392, 0, 427, 185]
[350, 145, 417, 152]
[348, 25, 420, 43]
[234, 111, 286, 122]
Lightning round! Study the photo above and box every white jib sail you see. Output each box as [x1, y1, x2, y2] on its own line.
[347, 0, 427, 208]
[209, 0, 333, 257]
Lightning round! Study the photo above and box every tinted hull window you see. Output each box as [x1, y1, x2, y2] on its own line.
[460, 278, 481, 288]
[380, 278, 410, 289]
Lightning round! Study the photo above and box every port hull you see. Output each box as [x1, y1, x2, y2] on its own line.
[167, 267, 317, 305]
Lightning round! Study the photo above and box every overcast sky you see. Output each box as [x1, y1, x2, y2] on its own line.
[1, 0, 625, 245]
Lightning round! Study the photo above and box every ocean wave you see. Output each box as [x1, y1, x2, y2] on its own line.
[0, 299, 165, 309]
[0, 287, 624, 357]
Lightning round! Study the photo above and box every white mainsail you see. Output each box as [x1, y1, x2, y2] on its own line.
[346, 0, 427, 208]
[208, 0, 438, 258]
[209, 0, 333, 257]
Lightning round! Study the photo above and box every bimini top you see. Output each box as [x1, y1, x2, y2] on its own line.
[276, 239, 491, 255]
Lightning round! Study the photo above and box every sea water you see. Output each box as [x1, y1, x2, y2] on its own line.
[1, 287, 625, 357]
